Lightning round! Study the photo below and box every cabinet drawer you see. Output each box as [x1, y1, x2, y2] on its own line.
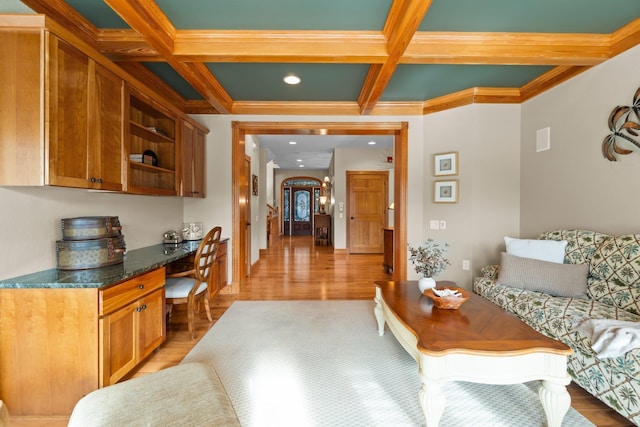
[99, 267, 165, 316]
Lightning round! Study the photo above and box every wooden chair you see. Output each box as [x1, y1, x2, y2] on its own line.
[165, 226, 221, 339]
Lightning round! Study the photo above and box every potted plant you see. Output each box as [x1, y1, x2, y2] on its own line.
[408, 238, 451, 292]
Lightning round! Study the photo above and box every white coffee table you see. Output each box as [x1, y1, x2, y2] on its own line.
[374, 280, 573, 427]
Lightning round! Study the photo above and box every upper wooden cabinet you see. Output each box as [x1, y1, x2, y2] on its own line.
[0, 17, 208, 196]
[0, 29, 123, 190]
[48, 37, 124, 190]
[180, 119, 207, 198]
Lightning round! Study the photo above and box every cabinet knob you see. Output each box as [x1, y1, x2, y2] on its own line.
[136, 306, 142, 312]
[138, 285, 144, 289]
[141, 304, 147, 310]
[97, 178, 103, 183]
[90, 177, 96, 183]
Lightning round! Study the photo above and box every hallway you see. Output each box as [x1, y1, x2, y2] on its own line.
[239, 235, 393, 300]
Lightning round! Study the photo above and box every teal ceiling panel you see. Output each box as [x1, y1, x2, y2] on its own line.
[381, 64, 553, 102]
[205, 63, 369, 101]
[65, 0, 129, 28]
[141, 63, 204, 100]
[420, 0, 640, 33]
[155, 0, 392, 30]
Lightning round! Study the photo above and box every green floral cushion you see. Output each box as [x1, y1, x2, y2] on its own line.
[589, 234, 640, 315]
[474, 276, 640, 422]
[538, 229, 610, 265]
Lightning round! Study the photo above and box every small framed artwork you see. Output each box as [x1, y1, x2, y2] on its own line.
[433, 151, 458, 176]
[434, 180, 458, 203]
[252, 174, 258, 196]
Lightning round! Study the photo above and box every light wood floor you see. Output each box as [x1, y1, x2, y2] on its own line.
[10, 235, 633, 426]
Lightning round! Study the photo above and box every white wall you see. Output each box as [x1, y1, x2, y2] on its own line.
[520, 44, 640, 237]
[422, 104, 521, 286]
[0, 186, 184, 279]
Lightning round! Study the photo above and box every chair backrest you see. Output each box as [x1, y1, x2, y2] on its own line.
[193, 226, 222, 285]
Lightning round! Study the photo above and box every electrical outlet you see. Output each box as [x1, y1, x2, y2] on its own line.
[429, 220, 440, 230]
[439, 220, 446, 229]
[462, 260, 470, 270]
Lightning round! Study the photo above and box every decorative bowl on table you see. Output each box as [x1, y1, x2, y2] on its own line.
[423, 286, 470, 309]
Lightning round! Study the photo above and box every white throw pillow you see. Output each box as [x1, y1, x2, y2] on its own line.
[504, 236, 567, 264]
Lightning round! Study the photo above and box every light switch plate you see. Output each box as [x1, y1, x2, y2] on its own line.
[429, 220, 440, 230]
[536, 127, 550, 152]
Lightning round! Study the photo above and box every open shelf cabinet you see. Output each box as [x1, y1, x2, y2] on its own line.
[126, 87, 178, 195]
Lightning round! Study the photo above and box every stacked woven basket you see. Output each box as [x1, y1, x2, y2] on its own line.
[56, 216, 126, 270]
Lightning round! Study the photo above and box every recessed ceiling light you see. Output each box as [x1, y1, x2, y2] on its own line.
[299, 164, 305, 168]
[368, 141, 376, 145]
[296, 159, 302, 162]
[289, 141, 297, 145]
[283, 74, 301, 85]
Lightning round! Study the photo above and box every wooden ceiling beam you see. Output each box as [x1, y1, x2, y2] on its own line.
[609, 16, 640, 57]
[520, 65, 591, 102]
[97, 29, 162, 61]
[174, 30, 387, 63]
[104, 0, 232, 113]
[423, 87, 521, 115]
[99, 28, 616, 66]
[403, 32, 610, 65]
[103, 0, 174, 56]
[19, 0, 98, 48]
[115, 61, 186, 110]
[358, 0, 433, 114]
[99, 30, 387, 63]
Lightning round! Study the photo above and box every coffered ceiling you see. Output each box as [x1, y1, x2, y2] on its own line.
[12, 0, 640, 117]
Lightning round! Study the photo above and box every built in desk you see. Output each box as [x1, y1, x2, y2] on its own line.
[0, 239, 227, 417]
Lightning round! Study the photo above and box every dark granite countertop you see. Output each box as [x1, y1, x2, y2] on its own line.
[0, 238, 228, 289]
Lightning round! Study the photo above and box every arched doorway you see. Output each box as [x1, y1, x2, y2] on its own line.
[281, 177, 322, 236]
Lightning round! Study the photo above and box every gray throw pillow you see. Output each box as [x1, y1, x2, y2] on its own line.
[497, 252, 588, 298]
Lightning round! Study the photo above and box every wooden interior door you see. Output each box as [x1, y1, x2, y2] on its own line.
[244, 156, 252, 277]
[347, 171, 388, 254]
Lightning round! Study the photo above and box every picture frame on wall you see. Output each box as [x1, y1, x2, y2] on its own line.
[434, 180, 458, 203]
[252, 174, 258, 196]
[433, 151, 458, 176]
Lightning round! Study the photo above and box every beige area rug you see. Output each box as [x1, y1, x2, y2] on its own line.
[182, 300, 594, 427]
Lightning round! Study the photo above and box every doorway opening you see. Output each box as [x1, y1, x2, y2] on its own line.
[231, 121, 408, 294]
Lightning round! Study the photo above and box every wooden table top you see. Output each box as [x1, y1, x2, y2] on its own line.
[376, 280, 571, 357]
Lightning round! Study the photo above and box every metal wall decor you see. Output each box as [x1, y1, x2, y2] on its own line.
[603, 86, 640, 161]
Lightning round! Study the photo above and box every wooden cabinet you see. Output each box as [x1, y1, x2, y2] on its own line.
[126, 88, 178, 195]
[180, 119, 207, 198]
[99, 268, 166, 386]
[314, 214, 331, 245]
[214, 240, 228, 297]
[48, 37, 124, 190]
[0, 268, 166, 415]
[0, 17, 210, 196]
[91, 63, 125, 190]
[383, 227, 394, 273]
[0, 31, 124, 190]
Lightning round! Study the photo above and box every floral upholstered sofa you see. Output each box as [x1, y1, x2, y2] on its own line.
[474, 229, 640, 425]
